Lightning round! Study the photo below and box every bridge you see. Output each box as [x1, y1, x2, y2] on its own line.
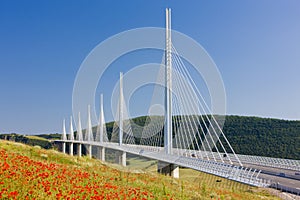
[55, 8, 300, 193]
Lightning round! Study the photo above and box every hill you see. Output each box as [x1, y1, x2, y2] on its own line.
[1, 115, 299, 160]
[222, 116, 300, 159]
[105, 115, 300, 160]
[0, 140, 279, 199]
[0, 133, 53, 149]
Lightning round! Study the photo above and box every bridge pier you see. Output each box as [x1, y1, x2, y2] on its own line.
[116, 151, 126, 167]
[99, 147, 105, 161]
[62, 142, 66, 154]
[69, 143, 73, 156]
[86, 145, 92, 158]
[157, 161, 179, 178]
[77, 143, 82, 157]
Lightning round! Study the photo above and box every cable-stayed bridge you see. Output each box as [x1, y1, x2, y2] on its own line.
[55, 8, 300, 192]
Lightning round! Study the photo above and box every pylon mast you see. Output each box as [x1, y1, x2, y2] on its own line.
[164, 8, 172, 154]
[119, 72, 123, 146]
[100, 94, 104, 143]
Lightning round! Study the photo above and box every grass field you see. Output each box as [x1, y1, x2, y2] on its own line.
[25, 135, 49, 141]
[0, 140, 280, 199]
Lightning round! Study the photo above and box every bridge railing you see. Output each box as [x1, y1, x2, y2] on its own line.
[58, 139, 300, 171]
[58, 140, 300, 187]
[230, 154, 300, 171]
[195, 150, 300, 171]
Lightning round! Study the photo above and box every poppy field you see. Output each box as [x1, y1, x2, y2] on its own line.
[0, 140, 279, 199]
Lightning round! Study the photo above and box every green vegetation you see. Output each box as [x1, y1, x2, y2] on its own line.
[1, 115, 299, 159]
[222, 116, 300, 159]
[106, 115, 300, 160]
[0, 133, 53, 149]
[0, 140, 279, 199]
[36, 133, 61, 140]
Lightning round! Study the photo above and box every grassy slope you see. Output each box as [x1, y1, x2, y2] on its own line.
[0, 134, 53, 149]
[25, 135, 49, 141]
[0, 140, 279, 200]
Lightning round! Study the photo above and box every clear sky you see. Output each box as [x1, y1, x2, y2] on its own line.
[1, 1, 300, 134]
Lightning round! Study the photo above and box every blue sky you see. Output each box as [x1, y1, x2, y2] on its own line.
[1, 1, 300, 134]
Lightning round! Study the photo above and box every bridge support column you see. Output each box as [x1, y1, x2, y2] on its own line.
[77, 144, 82, 157]
[86, 145, 92, 159]
[62, 142, 66, 154]
[157, 161, 179, 178]
[69, 143, 73, 156]
[99, 147, 105, 161]
[116, 151, 126, 167]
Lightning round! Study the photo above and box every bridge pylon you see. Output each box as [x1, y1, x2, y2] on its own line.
[98, 93, 105, 161]
[69, 116, 74, 155]
[61, 119, 66, 153]
[86, 105, 93, 158]
[76, 112, 83, 157]
[119, 72, 123, 146]
[117, 72, 126, 166]
[164, 8, 172, 155]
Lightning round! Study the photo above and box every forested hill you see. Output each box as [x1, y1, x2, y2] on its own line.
[106, 115, 300, 160]
[222, 116, 300, 159]
[1, 116, 299, 160]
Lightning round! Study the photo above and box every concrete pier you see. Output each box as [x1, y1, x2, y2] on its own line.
[157, 161, 179, 178]
[87, 145, 92, 158]
[99, 147, 105, 161]
[116, 151, 126, 167]
[69, 143, 73, 156]
[77, 143, 82, 157]
[62, 142, 66, 153]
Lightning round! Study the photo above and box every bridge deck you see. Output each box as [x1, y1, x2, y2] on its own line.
[55, 140, 277, 187]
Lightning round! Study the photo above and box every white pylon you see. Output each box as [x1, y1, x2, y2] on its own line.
[85, 105, 94, 141]
[62, 119, 67, 140]
[77, 112, 83, 141]
[164, 8, 172, 154]
[99, 94, 104, 143]
[96, 94, 109, 143]
[69, 116, 74, 140]
[119, 72, 123, 146]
